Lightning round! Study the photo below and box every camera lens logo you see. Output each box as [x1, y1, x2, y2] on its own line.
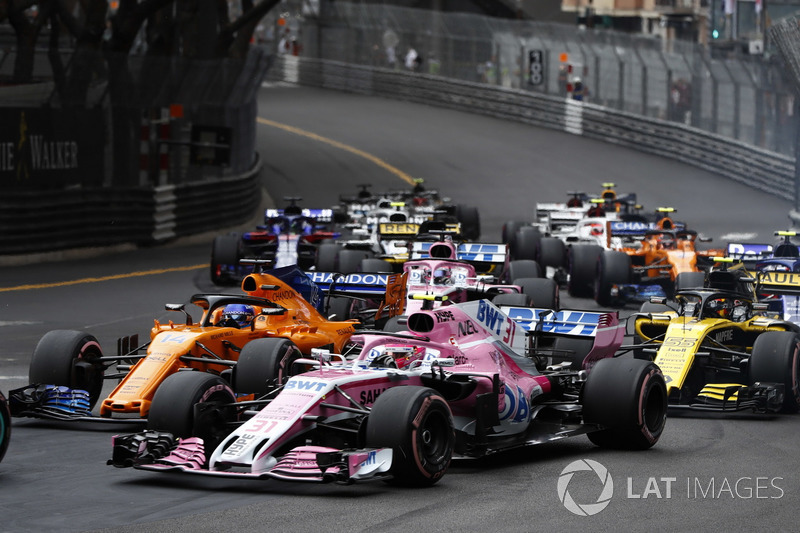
[557, 459, 614, 516]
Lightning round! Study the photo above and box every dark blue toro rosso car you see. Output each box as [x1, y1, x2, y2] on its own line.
[726, 231, 800, 323]
[210, 197, 345, 285]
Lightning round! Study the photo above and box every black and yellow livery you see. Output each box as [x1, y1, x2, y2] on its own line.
[631, 268, 800, 414]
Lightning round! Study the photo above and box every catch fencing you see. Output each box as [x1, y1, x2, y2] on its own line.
[306, 3, 797, 159]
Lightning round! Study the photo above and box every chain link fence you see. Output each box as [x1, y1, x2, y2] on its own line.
[304, 2, 796, 157]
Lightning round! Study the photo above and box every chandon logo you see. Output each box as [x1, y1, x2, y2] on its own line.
[557, 459, 614, 516]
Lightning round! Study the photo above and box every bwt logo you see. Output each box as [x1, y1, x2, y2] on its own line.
[557, 459, 613, 516]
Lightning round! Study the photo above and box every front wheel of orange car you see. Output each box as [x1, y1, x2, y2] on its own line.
[28, 330, 105, 409]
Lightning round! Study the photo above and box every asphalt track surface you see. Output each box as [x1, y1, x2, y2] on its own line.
[0, 84, 797, 532]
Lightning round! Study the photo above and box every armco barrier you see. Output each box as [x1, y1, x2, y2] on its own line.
[0, 155, 262, 257]
[269, 56, 794, 202]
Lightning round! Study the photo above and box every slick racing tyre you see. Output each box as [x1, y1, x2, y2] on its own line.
[538, 237, 567, 269]
[749, 331, 800, 413]
[233, 338, 304, 397]
[455, 205, 481, 240]
[0, 392, 9, 464]
[210, 234, 241, 285]
[567, 244, 602, 298]
[360, 258, 393, 273]
[517, 277, 559, 310]
[315, 243, 342, 272]
[582, 358, 667, 450]
[325, 296, 353, 321]
[513, 227, 541, 261]
[148, 372, 237, 449]
[366, 386, 454, 486]
[595, 250, 632, 307]
[29, 330, 105, 409]
[502, 220, 527, 245]
[337, 249, 373, 273]
[506, 260, 542, 282]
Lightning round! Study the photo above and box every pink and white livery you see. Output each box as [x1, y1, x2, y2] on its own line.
[111, 300, 667, 487]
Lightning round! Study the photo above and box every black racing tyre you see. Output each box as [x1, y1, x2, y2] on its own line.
[337, 249, 373, 273]
[513, 227, 541, 261]
[456, 205, 481, 240]
[538, 237, 567, 269]
[567, 244, 602, 298]
[582, 358, 667, 450]
[517, 277, 559, 310]
[315, 243, 342, 272]
[29, 330, 105, 409]
[147, 372, 237, 449]
[365, 386, 454, 486]
[502, 220, 527, 245]
[382, 315, 408, 333]
[232, 338, 303, 397]
[552, 336, 595, 370]
[0, 392, 10, 464]
[210, 234, 241, 285]
[506, 259, 542, 282]
[492, 292, 533, 307]
[326, 296, 353, 321]
[595, 250, 632, 307]
[360, 258, 393, 273]
[749, 331, 800, 413]
[674, 271, 706, 293]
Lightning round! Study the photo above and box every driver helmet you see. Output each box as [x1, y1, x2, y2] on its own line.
[657, 234, 675, 249]
[433, 267, 451, 285]
[706, 298, 731, 319]
[382, 344, 426, 369]
[221, 304, 255, 328]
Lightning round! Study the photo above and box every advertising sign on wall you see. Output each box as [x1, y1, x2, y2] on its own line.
[0, 108, 104, 190]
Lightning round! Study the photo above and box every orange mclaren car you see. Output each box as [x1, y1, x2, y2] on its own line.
[9, 267, 380, 422]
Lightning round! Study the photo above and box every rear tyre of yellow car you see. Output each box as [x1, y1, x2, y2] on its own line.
[750, 331, 800, 413]
[582, 358, 667, 450]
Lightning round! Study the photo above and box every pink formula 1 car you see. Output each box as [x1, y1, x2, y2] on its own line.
[110, 300, 667, 486]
